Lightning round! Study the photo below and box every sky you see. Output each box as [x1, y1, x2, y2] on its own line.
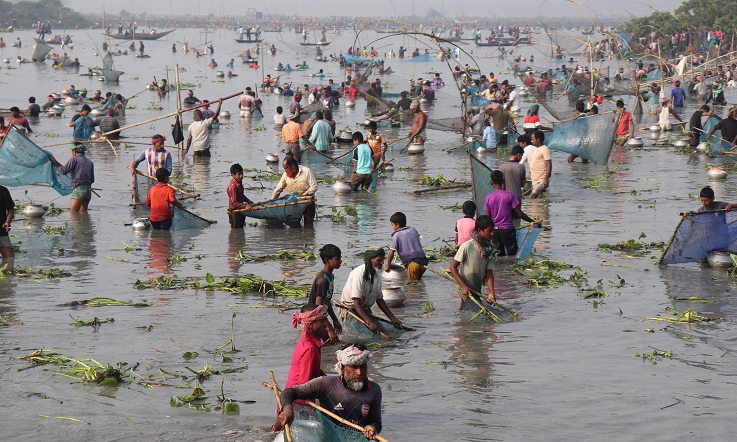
[62, 0, 682, 19]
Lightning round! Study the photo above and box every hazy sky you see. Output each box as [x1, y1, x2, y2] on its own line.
[64, 0, 681, 19]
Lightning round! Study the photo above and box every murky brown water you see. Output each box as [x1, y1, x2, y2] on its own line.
[1, 28, 737, 441]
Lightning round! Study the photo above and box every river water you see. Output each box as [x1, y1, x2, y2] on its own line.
[1, 27, 737, 441]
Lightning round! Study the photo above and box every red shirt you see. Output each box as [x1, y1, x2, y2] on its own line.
[616, 111, 633, 136]
[227, 177, 251, 210]
[146, 183, 177, 222]
[345, 86, 359, 101]
[285, 333, 324, 388]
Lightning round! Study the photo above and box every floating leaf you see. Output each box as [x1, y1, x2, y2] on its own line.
[223, 401, 240, 414]
[205, 273, 215, 284]
[183, 351, 199, 360]
[99, 377, 118, 387]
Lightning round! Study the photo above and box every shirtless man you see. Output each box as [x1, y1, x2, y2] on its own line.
[407, 100, 427, 144]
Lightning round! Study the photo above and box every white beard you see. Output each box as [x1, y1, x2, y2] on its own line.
[346, 380, 365, 391]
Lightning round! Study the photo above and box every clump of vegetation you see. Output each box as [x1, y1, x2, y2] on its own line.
[134, 274, 310, 298]
[42, 223, 67, 235]
[17, 349, 128, 386]
[330, 205, 357, 222]
[636, 348, 672, 365]
[419, 174, 452, 187]
[69, 315, 115, 328]
[0, 264, 71, 279]
[63, 297, 151, 307]
[424, 244, 457, 262]
[234, 250, 317, 262]
[598, 239, 665, 255]
[145, 102, 163, 111]
[575, 168, 617, 191]
[646, 307, 722, 324]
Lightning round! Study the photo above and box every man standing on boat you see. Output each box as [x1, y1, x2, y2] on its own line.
[184, 101, 221, 158]
[340, 248, 403, 333]
[278, 343, 382, 440]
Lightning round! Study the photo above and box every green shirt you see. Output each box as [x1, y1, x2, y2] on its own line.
[453, 239, 494, 291]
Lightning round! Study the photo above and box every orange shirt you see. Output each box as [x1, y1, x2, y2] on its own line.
[366, 132, 385, 159]
[281, 120, 304, 143]
[146, 183, 178, 222]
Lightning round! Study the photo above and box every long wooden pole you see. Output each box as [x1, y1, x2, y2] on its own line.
[266, 372, 293, 442]
[267, 382, 390, 442]
[101, 90, 242, 137]
[127, 166, 199, 197]
[175, 63, 184, 152]
[332, 300, 392, 340]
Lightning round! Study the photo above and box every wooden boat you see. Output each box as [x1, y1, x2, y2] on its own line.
[475, 35, 532, 46]
[300, 41, 331, 46]
[229, 195, 315, 224]
[103, 29, 175, 40]
[235, 36, 263, 43]
[33, 37, 62, 45]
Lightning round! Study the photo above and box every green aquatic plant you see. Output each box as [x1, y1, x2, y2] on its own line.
[145, 102, 163, 110]
[43, 203, 63, 217]
[134, 274, 310, 298]
[330, 205, 358, 222]
[598, 239, 665, 255]
[424, 244, 457, 262]
[419, 173, 451, 186]
[575, 168, 617, 191]
[0, 264, 71, 279]
[69, 315, 115, 327]
[64, 297, 151, 307]
[42, 223, 67, 235]
[17, 349, 128, 386]
[646, 307, 722, 324]
[636, 348, 672, 365]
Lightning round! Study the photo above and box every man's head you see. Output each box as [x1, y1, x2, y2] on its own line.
[368, 120, 377, 132]
[28, 97, 36, 104]
[531, 130, 545, 146]
[700, 186, 715, 209]
[80, 104, 91, 115]
[47, 94, 54, 102]
[490, 169, 505, 187]
[187, 89, 194, 96]
[700, 104, 711, 114]
[193, 109, 203, 121]
[363, 248, 385, 270]
[71, 142, 86, 155]
[151, 134, 165, 150]
[155, 166, 170, 183]
[390, 212, 407, 230]
[616, 99, 625, 109]
[292, 304, 329, 340]
[510, 145, 524, 161]
[575, 101, 585, 113]
[202, 99, 210, 108]
[729, 107, 737, 119]
[282, 155, 299, 178]
[9, 106, 19, 117]
[315, 110, 324, 120]
[319, 243, 342, 268]
[336, 343, 371, 391]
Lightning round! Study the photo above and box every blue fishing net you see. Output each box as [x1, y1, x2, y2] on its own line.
[301, 148, 353, 174]
[402, 52, 434, 62]
[170, 206, 213, 231]
[0, 127, 73, 195]
[516, 225, 544, 260]
[276, 403, 368, 442]
[642, 91, 660, 113]
[546, 112, 618, 164]
[645, 69, 662, 82]
[341, 53, 372, 66]
[701, 116, 733, 155]
[340, 312, 399, 343]
[660, 211, 737, 264]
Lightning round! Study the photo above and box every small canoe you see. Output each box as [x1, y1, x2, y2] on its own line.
[230, 195, 315, 224]
[103, 30, 175, 40]
[300, 41, 331, 46]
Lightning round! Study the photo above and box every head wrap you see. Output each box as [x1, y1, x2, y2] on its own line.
[71, 144, 86, 153]
[528, 104, 540, 115]
[362, 248, 385, 281]
[335, 345, 372, 372]
[151, 135, 166, 144]
[291, 304, 327, 329]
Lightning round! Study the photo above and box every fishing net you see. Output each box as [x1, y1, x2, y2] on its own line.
[0, 126, 72, 195]
[102, 51, 114, 70]
[132, 173, 154, 205]
[659, 211, 737, 265]
[276, 403, 368, 442]
[426, 116, 464, 133]
[301, 148, 353, 174]
[170, 206, 214, 231]
[536, 95, 579, 121]
[32, 42, 52, 61]
[516, 225, 544, 260]
[339, 312, 398, 343]
[701, 116, 733, 155]
[402, 53, 434, 62]
[342, 53, 372, 66]
[546, 112, 619, 164]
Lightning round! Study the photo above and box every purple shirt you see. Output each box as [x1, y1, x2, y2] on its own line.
[390, 226, 429, 266]
[484, 190, 519, 230]
[54, 153, 94, 188]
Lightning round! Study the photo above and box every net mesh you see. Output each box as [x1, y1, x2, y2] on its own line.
[702, 116, 733, 155]
[546, 112, 618, 164]
[301, 148, 353, 174]
[469, 153, 543, 260]
[659, 211, 737, 264]
[339, 312, 400, 343]
[0, 126, 73, 195]
[32, 42, 52, 61]
[275, 403, 368, 442]
[170, 206, 214, 231]
[536, 95, 579, 121]
[245, 195, 312, 224]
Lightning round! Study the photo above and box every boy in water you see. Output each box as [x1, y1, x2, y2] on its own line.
[146, 168, 183, 230]
[450, 215, 497, 303]
[384, 212, 429, 281]
[309, 244, 343, 342]
[698, 186, 736, 212]
[227, 163, 254, 228]
[455, 200, 476, 247]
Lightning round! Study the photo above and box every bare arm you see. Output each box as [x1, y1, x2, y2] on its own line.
[449, 259, 470, 298]
[352, 297, 379, 333]
[376, 298, 401, 326]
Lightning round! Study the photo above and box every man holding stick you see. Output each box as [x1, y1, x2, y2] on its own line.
[131, 134, 172, 177]
[184, 100, 222, 157]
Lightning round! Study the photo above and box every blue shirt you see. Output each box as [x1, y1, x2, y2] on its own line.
[390, 226, 429, 266]
[482, 126, 497, 149]
[308, 119, 332, 151]
[54, 153, 95, 188]
[353, 143, 373, 174]
[671, 86, 686, 107]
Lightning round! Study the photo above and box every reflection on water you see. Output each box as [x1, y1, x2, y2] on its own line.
[68, 212, 97, 274]
[148, 231, 173, 274]
[448, 320, 497, 391]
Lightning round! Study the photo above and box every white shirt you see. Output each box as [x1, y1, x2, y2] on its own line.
[508, 89, 520, 112]
[520, 144, 537, 166]
[187, 117, 214, 151]
[340, 264, 383, 312]
[271, 165, 318, 199]
[274, 113, 287, 126]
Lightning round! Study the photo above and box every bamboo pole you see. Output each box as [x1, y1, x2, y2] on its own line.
[101, 90, 241, 137]
[127, 166, 199, 198]
[175, 64, 184, 152]
[332, 300, 392, 340]
[229, 199, 313, 214]
[427, 266, 516, 318]
[265, 372, 293, 442]
[104, 138, 118, 158]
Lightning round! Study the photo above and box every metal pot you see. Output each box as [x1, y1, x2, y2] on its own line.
[707, 167, 728, 179]
[340, 130, 353, 139]
[382, 286, 406, 307]
[220, 110, 231, 119]
[265, 153, 279, 163]
[383, 163, 395, 172]
[332, 180, 352, 194]
[382, 264, 407, 283]
[23, 204, 45, 218]
[407, 143, 425, 155]
[51, 93, 61, 101]
[649, 125, 661, 132]
[215, 70, 225, 78]
[626, 137, 644, 147]
[132, 218, 151, 230]
[696, 142, 707, 151]
[90, 109, 104, 118]
[64, 96, 79, 105]
[707, 251, 734, 268]
[89, 131, 102, 140]
[345, 100, 356, 108]
[674, 139, 689, 148]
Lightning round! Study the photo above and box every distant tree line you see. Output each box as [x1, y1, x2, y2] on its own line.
[623, 0, 737, 36]
[0, 0, 91, 30]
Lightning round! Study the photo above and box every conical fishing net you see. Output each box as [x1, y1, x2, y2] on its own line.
[275, 403, 369, 442]
[659, 211, 737, 264]
[546, 112, 619, 164]
[0, 126, 72, 195]
[170, 206, 214, 231]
